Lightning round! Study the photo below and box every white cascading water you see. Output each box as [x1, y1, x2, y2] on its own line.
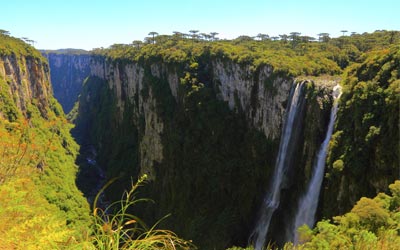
[292, 84, 342, 243]
[251, 82, 305, 250]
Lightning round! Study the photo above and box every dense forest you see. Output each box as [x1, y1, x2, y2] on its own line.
[0, 29, 399, 249]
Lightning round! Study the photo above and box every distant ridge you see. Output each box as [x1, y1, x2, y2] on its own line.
[40, 48, 90, 54]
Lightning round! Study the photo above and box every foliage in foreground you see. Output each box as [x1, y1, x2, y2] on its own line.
[86, 175, 195, 250]
[0, 117, 83, 249]
[290, 180, 400, 250]
[0, 113, 91, 249]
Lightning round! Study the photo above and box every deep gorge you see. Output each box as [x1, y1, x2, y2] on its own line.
[1, 1, 400, 245]
[43, 49, 377, 249]
[1, 29, 398, 249]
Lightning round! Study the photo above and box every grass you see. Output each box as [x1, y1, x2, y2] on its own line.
[85, 175, 196, 250]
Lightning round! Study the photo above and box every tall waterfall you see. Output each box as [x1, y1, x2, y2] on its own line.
[251, 82, 305, 250]
[292, 84, 342, 243]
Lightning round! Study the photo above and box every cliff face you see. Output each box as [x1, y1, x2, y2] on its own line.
[86, 58, 296, 177]
[43, 52, 91, 113]
[71, 54, 333, 248]
[0, 54, 52, 119]
[212, 60, 292, 140]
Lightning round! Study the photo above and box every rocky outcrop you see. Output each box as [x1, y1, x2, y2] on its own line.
[43, 52, 91, 113]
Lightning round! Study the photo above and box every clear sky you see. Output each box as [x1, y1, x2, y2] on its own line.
[2, 0, 400, 50]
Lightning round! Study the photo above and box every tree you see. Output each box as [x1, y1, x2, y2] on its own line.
[144, 37, 153, 44]
[350, 197, 390, 233]
[388, 31, 397, 44]
[131, 40, 143, 49]
[235, 35, 254, 42]
[148, 31, 158, 44]
[341, 30, 348, 36]
[210, 32, 219, 41]
[256, 33, 269, 41]
[300, 36, 316, 43]
[317, 33, 324, 42]
[289, 32, 301, 48]
[200, 33, 211, 41]
[318, 33, 330, 42]
[279, 34, 288, 43]
[26, 39, 36, 46]
[154, 35, 170, 44]
[0, 29, 10, 36]
[189, 30, 199, 40]
[172, 31, 183, 39]
[290, 32, 301, 40]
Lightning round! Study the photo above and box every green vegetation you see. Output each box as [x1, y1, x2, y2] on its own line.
[324, 45, 400, 216]
[227, 181, 400, 250]
[289, 181, 400, 250]
[92, 30, 399, 77]
[0, 76, 20, 121]
[0, 32, 193, 249]
[0, 31, 44, 60]
[1, 28, 399, 249]
[73, 66, 276, 249]
[0, 101, 91, 248]
[73, 30, 399, 249]
[41, 48, 90, 55]
[0, 33, 89, 248]
[86, 175, 194, 250]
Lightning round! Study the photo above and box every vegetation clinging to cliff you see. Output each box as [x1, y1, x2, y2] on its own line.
[323, 45, 400, 216]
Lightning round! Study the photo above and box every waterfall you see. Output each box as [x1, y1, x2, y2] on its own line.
[251, 82, 305, 250]
[292, 84, 342, 243]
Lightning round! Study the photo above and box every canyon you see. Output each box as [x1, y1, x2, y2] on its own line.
[45, 45, 398, 248]
[1, 30, 398, 249]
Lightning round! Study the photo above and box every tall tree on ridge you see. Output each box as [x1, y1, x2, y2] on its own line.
[0, 29, 10, 36]
[210, 32, 219, 41]
[290, 32, 301, 48]
[279, 34, 288, 43]
[189, 30, 199, 40]
[257, 33, 269, 41]
[148, 31, 158, 44]
[318, 33, 330, 42]
[132, 40, 143, 49]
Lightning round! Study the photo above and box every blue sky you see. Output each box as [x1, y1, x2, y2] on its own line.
[2, 0, 399, 50]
